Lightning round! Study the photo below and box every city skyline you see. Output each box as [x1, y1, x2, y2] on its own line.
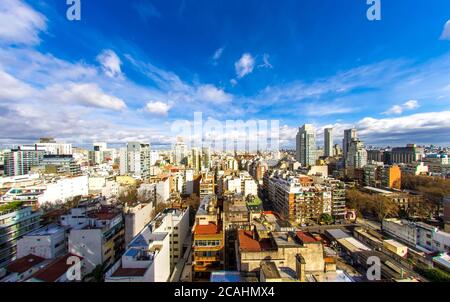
[1, 0, 450, 148]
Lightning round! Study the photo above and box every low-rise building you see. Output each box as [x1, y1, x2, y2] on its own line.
[63, 203, 125, 275]
[16, 223, 68, 260]
[104, 208, 189, 282]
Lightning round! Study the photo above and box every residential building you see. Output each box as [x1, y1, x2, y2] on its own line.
[1, 254, 47, 282]
[123, 202, 155, 246]
[40, 155, 81, 175]
[16, 223, 68, 260]
[324, 128, 333, 158]
[199, 172, 215, 200]
[346, 138, 367, 169]
[390, 144, 424, 164]
[173, 138, 187, 165]
[4, 145, 45, 177]
[63, 203, 125, 275]
[0, 205, 42, 268]
[382, 219, 450, 253]
[382, 165, 402, 190]
[296, 124, 317, 167]
[343, 128, 357, 165]
[27, 253, 84, 282]
[35, 138, 72, 155]
[119, 142, 151, 178]
[104, 208, 189, 282]
[193, 196, 224, 279]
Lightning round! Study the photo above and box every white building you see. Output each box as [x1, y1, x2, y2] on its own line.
[183, 169, 195, 195]
[16, 224, 68, 260]
[124, 202, 155, 246]
[64, 203, 125, 275]
[105, 208, 189, 282]
[37, 175, 89, 205]
[150, 150, 159, 166]
[382, 219, 450, 253]
[119, 142, 151, 178]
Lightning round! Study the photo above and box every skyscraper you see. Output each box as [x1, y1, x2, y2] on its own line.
[296, 124, 317, 166]
[346, 138, 367, 169]
[173, 137, 187, 165]
[343, 128, 357, 165]
[324, 128, 333, 157]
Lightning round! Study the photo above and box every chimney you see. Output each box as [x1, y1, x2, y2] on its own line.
[296, 254, 306, 282]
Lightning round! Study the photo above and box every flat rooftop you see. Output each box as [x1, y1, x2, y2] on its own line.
[26, 223, 66, 236]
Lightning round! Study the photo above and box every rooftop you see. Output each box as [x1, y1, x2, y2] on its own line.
[26, 223, 66, 236]
[111, 267, 147, 277]
[260, 261, 281, 279]
[30, 253, 83, 282]
[238, 230, 275, 252]
[296, 231, 321, 244]
[194, 223, 220, 235]
[7, 254, 46, 273]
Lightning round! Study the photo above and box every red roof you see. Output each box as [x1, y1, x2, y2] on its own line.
[238, 230, 274, 252]
[112, 267, 147, 277]
[194, 223, 219, 235]
[7, 254, 46, 273]
[31, 253, 83, 282]
[296, 231, 319, 244]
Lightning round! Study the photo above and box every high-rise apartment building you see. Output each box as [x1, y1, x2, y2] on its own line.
[202, 146, 211, 170]
[324, 128, 333, 157]
[119, 142, 151, 178]
[0, 206, 42, 268]
[343, 128, 357, 164]
[296, 124, 317, 167]
[346, 138, 368, 169]
[172, 137, 187, 165]
[4, 145, 45, 177]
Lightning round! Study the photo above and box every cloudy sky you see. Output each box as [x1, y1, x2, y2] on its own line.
[0, 0, 450, 148]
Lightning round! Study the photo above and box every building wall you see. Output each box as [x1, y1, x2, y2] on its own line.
[16, 228, 67, 259]
[69, 229, 103, 275]
[124, 203, 154, 246]
[38, 175, 89, 205]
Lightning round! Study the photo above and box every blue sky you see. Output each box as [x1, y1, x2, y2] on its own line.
[0, 0, 450, 148]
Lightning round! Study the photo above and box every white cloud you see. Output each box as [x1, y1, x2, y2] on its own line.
[213, 47, 224, 61]
[196, 85, 232, 103]
[235, 53, 255, 78]
[383, 100, 420, 115]
[0, 0, 47, 45]
[0, 69, 35, 100]
[96, 50, 123, 78]
[144, 101, 172, 116]
[403, 100, 419, 110]
[46, 83, 127, 111]
[440, 20, 450, 41]
[258, 54, 273, 69]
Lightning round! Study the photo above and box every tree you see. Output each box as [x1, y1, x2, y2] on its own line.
[320, 213, 334, 225]
[117, 187, 138, 206]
